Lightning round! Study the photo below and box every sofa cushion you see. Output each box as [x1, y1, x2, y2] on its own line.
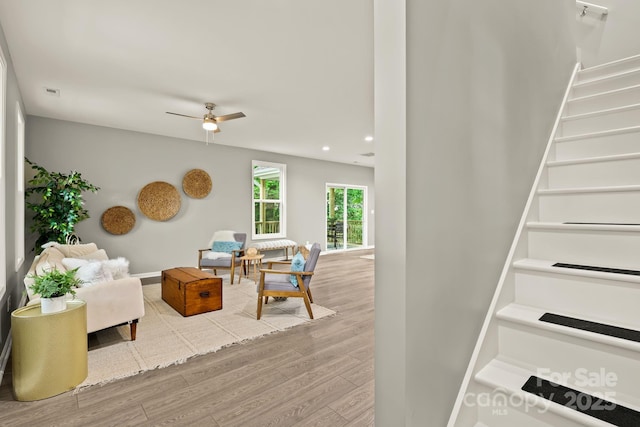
[56, 243, 99, 258]
[77, 249, 109, 261]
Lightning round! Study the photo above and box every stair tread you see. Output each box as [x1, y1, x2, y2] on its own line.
[562, 102, 640, 122]
[476, 358, 640, 427]
[568, 82, 640, 103]
[538, 184, 640, 195]
[547, 152, 640, 167]
[527, 221, 640, 232]
[513, 258, 640, 284]
[554, 124, 640, 142]
[497, 303, 640, 352]
[579, 53, 640, 76]
[574, 66, 640, 88]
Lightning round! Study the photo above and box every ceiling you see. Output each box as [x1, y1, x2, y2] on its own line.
[0, 0, 374, 167]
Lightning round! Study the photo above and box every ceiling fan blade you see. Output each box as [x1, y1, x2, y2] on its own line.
[215, 112, 246, 122]
[166, 112, 201, 119]
[214, 127, 222, 133]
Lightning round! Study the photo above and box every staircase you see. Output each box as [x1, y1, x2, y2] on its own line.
[449, 55, 640, 427]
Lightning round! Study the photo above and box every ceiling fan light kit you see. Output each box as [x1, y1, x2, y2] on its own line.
[202, 117, 218, 131]
[167, 102, 245, 139]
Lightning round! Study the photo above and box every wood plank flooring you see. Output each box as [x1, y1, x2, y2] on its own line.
[0, 249, 375, 427]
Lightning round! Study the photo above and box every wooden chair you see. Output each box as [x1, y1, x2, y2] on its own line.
[197, 232, 246, 284]
[257, 243, 320, 319]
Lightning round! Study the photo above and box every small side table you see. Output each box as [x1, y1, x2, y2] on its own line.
[239, 254, 265, 283]
[11, 300, 88, 401]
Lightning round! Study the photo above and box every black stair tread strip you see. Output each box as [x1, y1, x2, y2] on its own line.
[539, 312, 640, 343]
[522, 376, 640, 427]
[552, 262, 640, 276]
[564, 222, 640, 226]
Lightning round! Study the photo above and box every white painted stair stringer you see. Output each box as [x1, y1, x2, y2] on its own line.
[447, 63, 582, 427]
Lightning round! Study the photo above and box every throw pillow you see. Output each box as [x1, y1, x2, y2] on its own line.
[290, 251, 306, 287]
[212, 240, 243, 253]
[102, 257, 130, 280]
[73, 261, 113, 287]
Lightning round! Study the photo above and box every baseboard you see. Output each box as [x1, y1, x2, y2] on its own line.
[0, 331, 12, 387]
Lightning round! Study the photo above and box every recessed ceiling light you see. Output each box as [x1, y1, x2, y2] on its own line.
[322, 146, 330, 151]
[364, 136, 374, 142]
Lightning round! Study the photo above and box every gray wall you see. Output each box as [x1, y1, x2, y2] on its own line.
[25, 116, 374, 274]
[0, 22, 27, 359]
[374, 0, 576, 425]
[576, 0, 640, 67]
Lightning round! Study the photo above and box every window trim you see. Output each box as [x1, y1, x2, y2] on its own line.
[0, 45, 7, 299]
[15, 102, 25, 271]
[252, 160, 286, 240]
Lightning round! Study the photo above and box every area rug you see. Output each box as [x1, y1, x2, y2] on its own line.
[79, 276, 335, 390]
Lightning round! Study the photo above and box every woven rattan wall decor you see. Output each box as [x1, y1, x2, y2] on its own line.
[182, 168, 212, 199]
[101, 206, 136, 235]
[137, 181, 181, 221]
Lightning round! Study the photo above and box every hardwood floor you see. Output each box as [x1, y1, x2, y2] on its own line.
[0, 249, 375, 427]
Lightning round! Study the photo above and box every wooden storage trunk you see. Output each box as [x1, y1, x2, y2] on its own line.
[161, 267, 222, 316]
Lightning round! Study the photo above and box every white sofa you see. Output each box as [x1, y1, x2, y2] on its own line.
[24, 243, 145, 340]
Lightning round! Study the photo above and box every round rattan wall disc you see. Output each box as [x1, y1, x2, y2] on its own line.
[137, 181, 181, 221]
[101, 206, 136, 235]
[182, 169, 212, 199]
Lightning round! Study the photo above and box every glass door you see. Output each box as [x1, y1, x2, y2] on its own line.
[326, 184, 366, 251]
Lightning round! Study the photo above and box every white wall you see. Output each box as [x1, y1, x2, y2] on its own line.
[576, 0, 640, 66]
[26, 117, 374, 274]
[374, 0, 576, 425]
[0, 21, 27, 356]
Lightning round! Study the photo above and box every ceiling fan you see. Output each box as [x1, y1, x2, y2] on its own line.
[166, 102, 246, 133]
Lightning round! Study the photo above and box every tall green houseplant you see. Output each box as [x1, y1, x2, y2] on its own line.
[25, 158, 100, 253]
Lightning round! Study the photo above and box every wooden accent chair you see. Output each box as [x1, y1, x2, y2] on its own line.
[197, 232, 246, 284]
[257, 242, 321, 320]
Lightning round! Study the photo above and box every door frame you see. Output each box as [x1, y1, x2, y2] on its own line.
[325, 183, 368, 251]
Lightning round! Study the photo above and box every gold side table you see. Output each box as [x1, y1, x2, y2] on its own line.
[11, 300, 88, 401]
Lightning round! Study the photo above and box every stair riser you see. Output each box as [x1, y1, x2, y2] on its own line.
[572, 71, 640, 98]
[555, 130, 640, 161]
[474, 397, 586, 427]
[538, 191, 640, 223]
[566, 85, 640, 115]
[577, 58, 640, 82]
[499, 325, 640, 399]
[547, 157, 640, 188]
[515, 270, 640, 328]
[561, 107, 640, 137]
[528, 229, 640, 271]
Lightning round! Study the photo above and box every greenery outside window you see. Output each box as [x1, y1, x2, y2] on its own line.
[252, 161, 286, 239]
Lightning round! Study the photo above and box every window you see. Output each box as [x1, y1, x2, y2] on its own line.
[15, 102, 25, 270]
[252, 161, 286, 239]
